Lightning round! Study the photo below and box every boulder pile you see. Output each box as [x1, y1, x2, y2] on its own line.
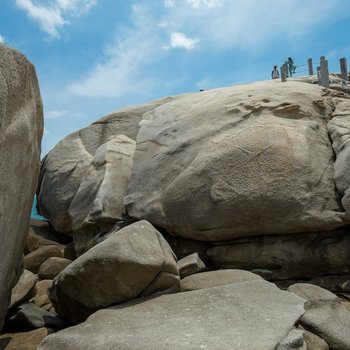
[3, 63, 350, 348]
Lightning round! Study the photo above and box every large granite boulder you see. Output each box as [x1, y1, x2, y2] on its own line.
[36, 97, 175, 235]
[125, 81, 346, 241]
[49, 221, 180, 324]
[38, 279, 305, 350]
[207, 228, 350, 280]
[0, 43, 43, 329]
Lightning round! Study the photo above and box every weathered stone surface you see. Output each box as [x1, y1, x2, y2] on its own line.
[68, 135, 136, 255]
[289, 283, 350, 350]
[0, 327, 53, 350]
[0, 43, 43, 329]
[37, 97, 176, 235]
[8, 303, 65, 330]
[38, 257, 72, 280]
[125, 81, 345, 241]
[178, 253, 205, 278]
[31, 280, 52, 309]
[24, 245, 65, 274]
[299, 328, 329, 350]
[26, 219, 70, 249]
[9, 269, 37, 309]
[207, 229, 350, 280]
[49, 221, 180, 324]
[38, 280, 305, 350]
[181, 269, 262, 291]
[276, 329, 306, 350]
[327, 97, 350, 219]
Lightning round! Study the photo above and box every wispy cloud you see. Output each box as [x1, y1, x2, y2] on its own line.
[0, 34, 4, 43]
[186, 0, 222, 8]
[15, 0, 98, 39]
[45, 110, 68, 119]
[165, 32, 199, 50]
[68, 4, 164, 98]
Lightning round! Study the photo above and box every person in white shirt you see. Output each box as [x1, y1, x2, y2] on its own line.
[271, 65, 280, 79]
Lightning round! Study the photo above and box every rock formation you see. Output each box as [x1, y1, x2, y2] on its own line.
[0, 43, 43, 329]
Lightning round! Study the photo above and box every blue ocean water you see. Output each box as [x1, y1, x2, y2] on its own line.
[31, 196, 47, 221]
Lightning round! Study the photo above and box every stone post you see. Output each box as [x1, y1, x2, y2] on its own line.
[320, 57, 329, 88]
[308, 58, 313, 76]
[340, 58, 348, 84]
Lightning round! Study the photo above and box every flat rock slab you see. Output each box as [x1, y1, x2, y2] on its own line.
[39, 279, 305, 350]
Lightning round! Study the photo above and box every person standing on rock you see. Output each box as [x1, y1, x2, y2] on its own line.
[287, 57, 296, 77]
[271, 65, 280, 79]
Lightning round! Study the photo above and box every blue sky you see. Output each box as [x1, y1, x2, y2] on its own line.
[1, 0, 350, 156]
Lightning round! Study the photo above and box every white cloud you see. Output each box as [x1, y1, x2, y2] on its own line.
[187, 0, 222, 8]
[68, 4, 164, 97]
[166, 32, 199, 50]
[15, 0, 98, 38]
[164, 0, 175, 7]
[45, 110, 68, 119]
[0, 34, 4, 43]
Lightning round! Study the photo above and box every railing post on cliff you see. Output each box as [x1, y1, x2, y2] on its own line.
[320, 56, 330, 88]
[340, 58, 348, 85]
[280, 64, 287, 82]
[308, 58, 313, 76]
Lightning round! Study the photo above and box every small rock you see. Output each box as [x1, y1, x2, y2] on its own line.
[298, 327, 329, 350]
[8, 303, 65, 331]
[9, 270, 37, 309]
[24, 245, 64, 273]
[31, 280, 52, 309]
[340, 280, 350, 293]
[38, 257, 72, 280]
[178, 253, 205, 278]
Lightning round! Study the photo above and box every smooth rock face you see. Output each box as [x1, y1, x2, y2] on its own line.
[126, 81, 345, 241]
[327, 97, 350, 218]
[38, 280, 305, 350]
[49, 221, 180, 324]
[68, 135, 136, 255]
[37, 97, 175, 235]
[289, 283, 350, 350]
[0, 44, 43, 329]
[9, 269, 37, 309]
[207, 229, 350, 280]
[181, 269, 262, 291]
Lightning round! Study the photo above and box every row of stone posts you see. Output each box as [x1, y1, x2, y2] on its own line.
[280, 57, 349, 88]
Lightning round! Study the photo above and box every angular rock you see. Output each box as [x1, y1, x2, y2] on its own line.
[68, 135, 136, 255]
[0, 43, 43, 329]
[181, 269, 262, 291]
[276, 329, 306, 350]
[9, 269, 37, 309]
[0, 327, 53, 350]
[24, 245, 64, 274]
[126, 81, 345, 241]
[36, 97, 176, 235]
[288, 283, 350, 350]
[178, 253, 205, 278]
[38, 280, 305, 350]
[8, 303, 65, 331]
[31, 280, 52, 309]
[207, 229, 350, 280]
[49, 221, 180, 324]
[38, 257, 72, 280]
